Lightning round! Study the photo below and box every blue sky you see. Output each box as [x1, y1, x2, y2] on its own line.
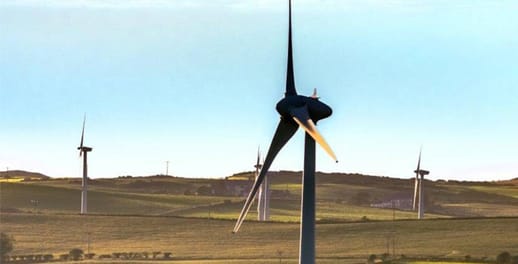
[1, 0, 517, 181]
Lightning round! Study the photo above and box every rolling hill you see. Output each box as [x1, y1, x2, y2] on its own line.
[1, 170, 517, 262]
[1, 170, 517, 220]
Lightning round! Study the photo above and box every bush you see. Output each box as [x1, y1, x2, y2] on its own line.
[0, 232, 15, 259]
[497, 252, 512, 264]
[69, 248, 84, 261]
[367, 254, 377, 264]
[98, 254, 112, 259]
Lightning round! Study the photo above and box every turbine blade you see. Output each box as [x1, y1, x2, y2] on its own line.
[233, 119, 298, 233]
[255, 147, 260, 177]
[256, 146, 261, 168]
[290, 106, 337, 162]
[416, 147, 422, 172]
[413, 147, 422, 210]
[79, 114, 86, 157]
[285, 0, 297, 97]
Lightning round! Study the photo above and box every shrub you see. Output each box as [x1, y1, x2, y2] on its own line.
[99, 254, 111, 259]
[0, 232, 15, 259]
[497, 252, 512, 264]
[43, 254, 54, 261]
[368, 254, 377, 264]
[163, 252, 172, 259]
[69, 248, 84, 261]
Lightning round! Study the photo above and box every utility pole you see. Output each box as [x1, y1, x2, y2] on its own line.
[165, 161, 170, 176]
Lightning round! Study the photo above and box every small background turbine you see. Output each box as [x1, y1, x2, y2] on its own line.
[78, 115, 93, 215]
[413, 148, 429, 219]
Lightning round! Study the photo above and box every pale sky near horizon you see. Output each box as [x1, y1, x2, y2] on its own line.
[1, 0, 517, 181]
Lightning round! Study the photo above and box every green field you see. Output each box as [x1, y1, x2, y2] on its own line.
[1, 213, 517, 263]
[1, 172, 517, 263]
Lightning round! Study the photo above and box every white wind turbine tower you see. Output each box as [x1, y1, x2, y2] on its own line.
[412, 148, 429, 219]
[78, 115, 93, 214]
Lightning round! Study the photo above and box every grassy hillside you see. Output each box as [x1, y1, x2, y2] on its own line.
[1, 171, 517, 220]
[1, 172, 517, 263]
[0, 170, 50, 181]
[1, 213, 516, 262]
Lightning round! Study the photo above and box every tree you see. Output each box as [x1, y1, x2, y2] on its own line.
[69, 248, 84, 261]
[43, 254, 54, 261]
[0, 232, 15, 260]
[497, 252, 512, 264]
[152, 251, 161, 259]
[367, 254, 377, 264]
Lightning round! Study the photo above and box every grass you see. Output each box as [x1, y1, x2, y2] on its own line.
[467, 185, 518, 199]
[0, 182, 241, 215]
[0, 177, 24, 183]
[2, 176, 518, 263]
[1, 213, 517, 262]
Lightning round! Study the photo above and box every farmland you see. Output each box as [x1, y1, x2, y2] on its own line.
[1, 171, 517, 263]
[1, 213, 517, 263]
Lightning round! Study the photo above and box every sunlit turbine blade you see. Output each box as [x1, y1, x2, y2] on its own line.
[233, 119, 298, 233]
[290, 106, 337, 162]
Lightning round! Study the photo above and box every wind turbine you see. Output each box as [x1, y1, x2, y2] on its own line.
[255, 148, 269, 221]
[78, 115, 93, 215]
[233, 1, 337, 263]
[412, 148, 429, 219]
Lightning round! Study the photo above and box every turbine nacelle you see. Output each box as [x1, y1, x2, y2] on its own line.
[276, 95, 332, 124]
[78, 146, 93, 152]
[414, 169, 429, 176]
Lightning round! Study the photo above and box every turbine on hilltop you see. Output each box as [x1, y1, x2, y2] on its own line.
[255, 148, 269, 221]
[413, 148, 429, 220]
[78, 115, 93, 215]
[233, 1, 337, 263]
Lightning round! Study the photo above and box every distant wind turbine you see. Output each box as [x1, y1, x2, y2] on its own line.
[233, 1, 337, 263]
[255, 148, 269, 221]
[413, 148, 429, 219]
[77, 115, 93, 214]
